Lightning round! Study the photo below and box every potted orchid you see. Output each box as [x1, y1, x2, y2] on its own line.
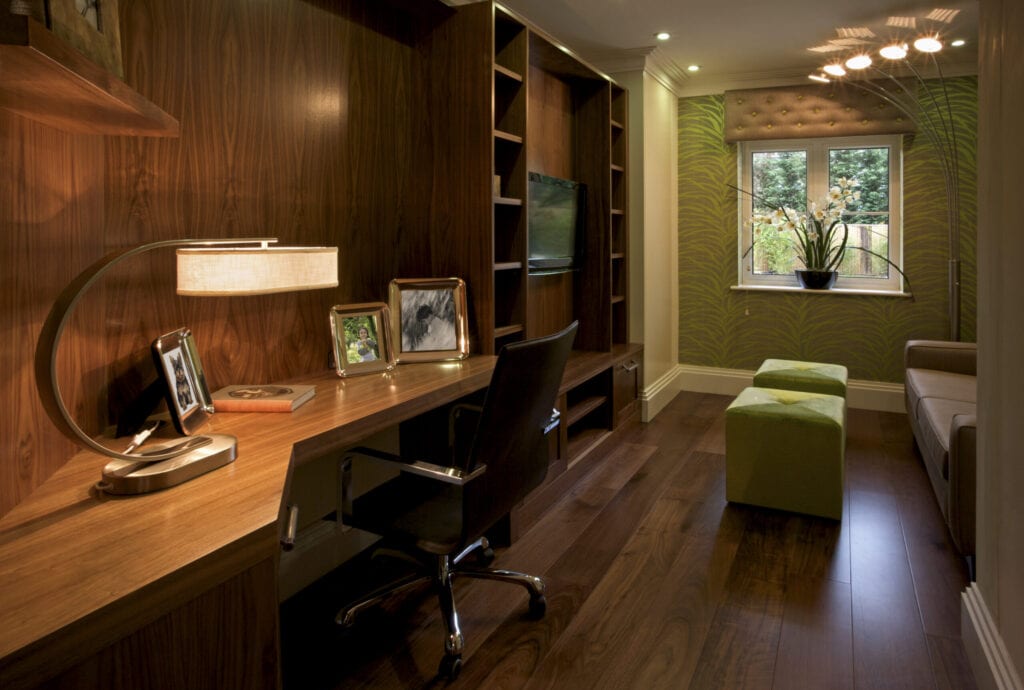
[740, 178, 910, 290]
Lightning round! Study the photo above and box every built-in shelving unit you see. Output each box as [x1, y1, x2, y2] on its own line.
[492, 7, 529, 351]
[487, 4, 640, 485]
[0, 15, 179, 136]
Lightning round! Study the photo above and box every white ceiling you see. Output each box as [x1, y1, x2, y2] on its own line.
[491, 0, 978, 95]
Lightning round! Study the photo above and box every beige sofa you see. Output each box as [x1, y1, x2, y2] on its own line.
[904, 340, 977, 563]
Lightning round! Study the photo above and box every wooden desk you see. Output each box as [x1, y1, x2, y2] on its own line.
[0, 357, 496, 690]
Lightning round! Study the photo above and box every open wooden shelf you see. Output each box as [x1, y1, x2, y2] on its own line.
[494, 129, 524, 144]
[494, 64, 523, 82]
[494, 324, 525, 338]
[494, 196, 523, 206]
[566, 395, 607, 427]
[0, 16, 179, 137]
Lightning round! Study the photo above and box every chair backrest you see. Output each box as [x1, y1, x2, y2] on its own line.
[461, 321, 578, 539]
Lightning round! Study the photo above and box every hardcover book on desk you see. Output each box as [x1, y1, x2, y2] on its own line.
[212, 384, 316, 412]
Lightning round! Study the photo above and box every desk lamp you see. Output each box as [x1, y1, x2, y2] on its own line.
[35, 238, 338, 494]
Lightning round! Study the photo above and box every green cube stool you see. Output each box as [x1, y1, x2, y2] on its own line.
[753, 358, 848, 398]
[725, 387, 845, 520]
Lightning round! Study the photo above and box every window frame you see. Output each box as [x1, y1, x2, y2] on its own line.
[737, 134, 904, 293]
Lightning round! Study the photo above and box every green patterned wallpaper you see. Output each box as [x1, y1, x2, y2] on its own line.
[677, 77, 977, 383]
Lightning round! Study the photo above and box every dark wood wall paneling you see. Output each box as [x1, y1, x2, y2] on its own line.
[0, 0, 489, 517]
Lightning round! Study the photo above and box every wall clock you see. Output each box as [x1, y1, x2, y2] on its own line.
[46, 0, 124, 78]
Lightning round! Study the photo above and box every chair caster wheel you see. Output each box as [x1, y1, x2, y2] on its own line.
[439, 653, 463, 680]
[528, 594, 547, 618]
[478, 546, 495, 565]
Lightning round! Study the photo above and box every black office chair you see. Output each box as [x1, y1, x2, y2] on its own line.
[336, 321, 578, 680]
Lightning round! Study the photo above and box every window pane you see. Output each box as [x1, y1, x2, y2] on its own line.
[750, 150, 806, 275]
[829, 146, 889, 212]
[836, 220, 891, 278]
[829, 146, 891, 279]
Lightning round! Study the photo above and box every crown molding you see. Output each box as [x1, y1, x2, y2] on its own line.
[585, 46, 690, 96]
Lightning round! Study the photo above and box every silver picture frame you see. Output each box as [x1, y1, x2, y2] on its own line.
[388, 278, 469, 363]
[151, 328, 214, 435]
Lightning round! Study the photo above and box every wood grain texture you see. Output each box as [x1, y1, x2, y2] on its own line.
[0, 0, 493, 518]
[280, 392, 978, 690]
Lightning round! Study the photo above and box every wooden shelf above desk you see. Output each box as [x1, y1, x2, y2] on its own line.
[0, 15, 179, 137]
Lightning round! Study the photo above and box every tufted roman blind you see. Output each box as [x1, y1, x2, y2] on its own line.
[723, 82, 916, 143]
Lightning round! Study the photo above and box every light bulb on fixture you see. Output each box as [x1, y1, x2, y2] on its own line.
[687, 64, 700, 72]
[808, 74, 830, 83]
[951, 39, 966, 47]
[914, 35, 943, 52]
[845, 54, 872, 70]
[655, 31, 670, 41]
[823, 63, 846, 77]
[879, 43, 908, 60]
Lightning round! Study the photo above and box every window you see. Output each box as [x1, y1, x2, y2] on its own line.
[737, 135, 903, 292]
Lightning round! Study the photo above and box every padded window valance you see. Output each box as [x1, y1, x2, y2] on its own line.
[723, 83, 916, 143]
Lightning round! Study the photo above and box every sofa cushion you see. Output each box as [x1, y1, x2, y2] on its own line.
[919, 397, 977, 480]
[905, 368, 977, 421]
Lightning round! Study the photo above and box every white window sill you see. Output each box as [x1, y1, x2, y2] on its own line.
[731, 284, 912, 298]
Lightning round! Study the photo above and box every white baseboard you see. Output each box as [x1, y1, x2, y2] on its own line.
[641, 366, 684, 422]
[674, 364, 906, 412]
[962, 584, 1024, 690]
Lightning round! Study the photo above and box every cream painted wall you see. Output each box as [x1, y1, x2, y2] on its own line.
[972, 0, 1024, 684]
[613, 69, 679, 420]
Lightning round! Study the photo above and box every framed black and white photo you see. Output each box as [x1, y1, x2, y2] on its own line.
[151, 328, 214, 435]
[329, 302, 395, 376]
[388, 278, 469, 363]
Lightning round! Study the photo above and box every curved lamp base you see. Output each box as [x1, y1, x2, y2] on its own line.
[97, 433, 238, 495]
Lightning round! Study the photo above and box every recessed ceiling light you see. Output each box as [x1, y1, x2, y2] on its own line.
[655, 32, 671, 41]
[687, 64, 700, 72]
[845, 53, 872, 69]
[914, 36, 943, 53]
[823, 63, 847, 76]
[808, 74, 830, 83]
[951, 39, 966, 47]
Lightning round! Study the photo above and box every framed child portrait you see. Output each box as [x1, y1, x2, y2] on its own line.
[388, 278, 469, 363]
[151, 328, 215, 436]
[329, 302, 396, 376]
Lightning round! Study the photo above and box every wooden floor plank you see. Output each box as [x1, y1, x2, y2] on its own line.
[849, 488, 935, 689]
[772, 576, 854, 690]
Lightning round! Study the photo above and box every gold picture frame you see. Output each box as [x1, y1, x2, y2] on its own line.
[46, 0, 124, 78]
[151, 328, 215, 436]
[329, 302, 396, 377]
[388, 278, 469, 363]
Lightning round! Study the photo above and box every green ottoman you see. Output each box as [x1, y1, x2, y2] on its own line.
[725, 387, 845, 520]
[753, 358, 848, 398]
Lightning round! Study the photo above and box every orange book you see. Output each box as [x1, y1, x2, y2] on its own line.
[211, 384, 315, 412]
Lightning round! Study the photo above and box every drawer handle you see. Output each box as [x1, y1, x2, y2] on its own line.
[621, 360, 639, 373]
[281, 504, 299, 551]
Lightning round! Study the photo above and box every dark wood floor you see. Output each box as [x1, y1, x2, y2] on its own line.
[280, 391, 977, 689]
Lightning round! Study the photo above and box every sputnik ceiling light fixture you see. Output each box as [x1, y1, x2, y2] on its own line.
[805, 7, 970, 341]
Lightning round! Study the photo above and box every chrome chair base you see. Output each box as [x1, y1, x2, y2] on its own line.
[335, 537, 547, 680]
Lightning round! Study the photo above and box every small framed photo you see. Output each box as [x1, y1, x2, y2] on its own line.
[151, 328, 214, 436]
[388, 278, 469, 363]
[329, 302, 396, 376]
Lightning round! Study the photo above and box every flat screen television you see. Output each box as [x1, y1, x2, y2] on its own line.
[527, 172, 585, 273]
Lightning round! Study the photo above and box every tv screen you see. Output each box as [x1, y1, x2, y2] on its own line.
[527, 172, 585, 273]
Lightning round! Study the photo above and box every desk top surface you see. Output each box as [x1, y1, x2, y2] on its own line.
[0, 356, 497, 669]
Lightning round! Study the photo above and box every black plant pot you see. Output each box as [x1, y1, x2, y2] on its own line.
[795, 270, 838, 290]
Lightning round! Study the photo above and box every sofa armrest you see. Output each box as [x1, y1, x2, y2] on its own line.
[947, 413, 977, 557]
[905, 340, 977, 376]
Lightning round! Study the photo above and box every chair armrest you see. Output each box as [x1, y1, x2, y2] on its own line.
[904, 339, 977, 376]
[344, 446, 487, 486]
